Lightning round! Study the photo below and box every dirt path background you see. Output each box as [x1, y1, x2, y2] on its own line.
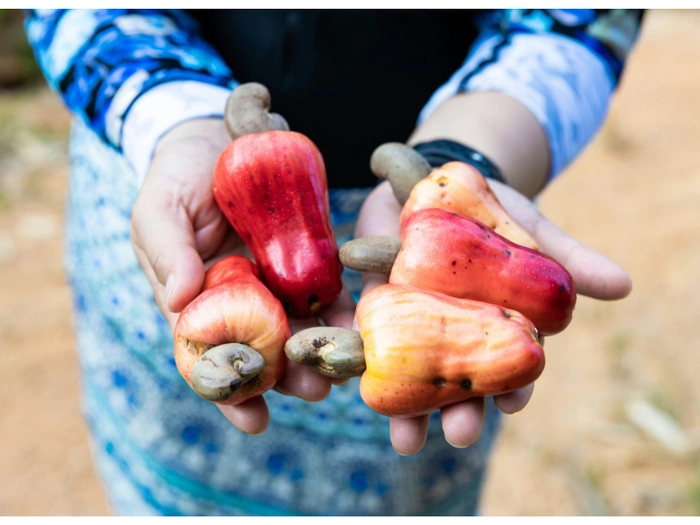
[1, 9, 699, 516]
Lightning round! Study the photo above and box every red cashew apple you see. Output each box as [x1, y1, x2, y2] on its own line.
[390, 208, 576, 335]
[213, 83, 342, 317]
[174, 255, 290, 404]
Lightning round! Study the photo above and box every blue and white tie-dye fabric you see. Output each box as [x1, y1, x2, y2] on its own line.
[65, 117, 501, 516]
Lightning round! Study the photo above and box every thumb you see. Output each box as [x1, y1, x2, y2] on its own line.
[130, 118, 234, 325]
[491, 182, 633, 301]
[131, 181, 206, 326]
[351, 180, 400, 330]
[531, 217, 632, 300]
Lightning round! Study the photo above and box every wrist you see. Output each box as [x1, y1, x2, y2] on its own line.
[122, 81, 233, 186]
[154, 118, 230, 157]
[412, 139, 505, 184]
[408, 91, 549, 197]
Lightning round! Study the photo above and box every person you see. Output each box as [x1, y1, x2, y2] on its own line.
[25, 9, 641, 516]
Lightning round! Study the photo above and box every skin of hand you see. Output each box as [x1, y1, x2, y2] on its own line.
[353, 91, 633, 455]
[130, 117, 352, 435]
[355, 179, 633, 455]
[129, 91, 633, 453]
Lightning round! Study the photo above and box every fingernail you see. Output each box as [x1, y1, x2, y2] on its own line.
[165, 273, 174, 305]
[445, 437, 471, 449]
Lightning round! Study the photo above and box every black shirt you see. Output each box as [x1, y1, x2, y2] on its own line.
[189, 9, 481, 188]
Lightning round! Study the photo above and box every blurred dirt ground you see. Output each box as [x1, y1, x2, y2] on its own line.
[1, 9, 699, 517]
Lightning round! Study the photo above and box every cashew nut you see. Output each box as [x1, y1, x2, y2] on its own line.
[224, 82, 290, 139]
[189, 343, 265, 402]
[284, 326, 365, 378]
[370, 142, 432, 205]
[339, 235, 401, 275]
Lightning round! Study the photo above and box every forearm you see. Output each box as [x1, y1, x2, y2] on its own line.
[24, 9, 235, 181]
[408, 91, 550, 198]
[411, 9, 645, 199]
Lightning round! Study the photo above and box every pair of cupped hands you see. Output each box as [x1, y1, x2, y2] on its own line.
[131, 116, 632, 456]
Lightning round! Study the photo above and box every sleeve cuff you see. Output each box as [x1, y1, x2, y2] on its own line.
[121, 80, 234, 186]
[417, 31, 615, 182]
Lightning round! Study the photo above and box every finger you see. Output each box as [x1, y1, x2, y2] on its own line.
[131, 240, 203, 329]
[273, 361, 332, 402]
[283, 300, 358, 396]
[490, 182, 632, 300]
[389, 415, 430, 455]
[318, 286, 357, 330]
[361, 272, 390, 296]
[131, 185, 206, 317]
[533, 217, 632, 300]
[350, 180, 401, 330]
[350, 272, 389, 334]
[355, 181, 403, 238]
[195, 218, 248, 269]
[440, 397, 486, 448]
[287, 314, 323, 335]
[493, 383, 535, 414]
[216, 395, 270, 435]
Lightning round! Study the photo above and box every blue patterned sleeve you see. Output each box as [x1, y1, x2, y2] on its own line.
[24, 9, 236, 151]
[485, 9, 643, 87]
[419, 9, 645, 182]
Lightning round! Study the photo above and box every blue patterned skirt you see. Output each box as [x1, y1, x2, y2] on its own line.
[64, 118, 501, 516]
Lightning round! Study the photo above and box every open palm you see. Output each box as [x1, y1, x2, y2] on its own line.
[354, 179, 632, 455]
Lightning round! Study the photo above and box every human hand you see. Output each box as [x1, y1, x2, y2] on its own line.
[130, 117, 353, 435]
[354, 180, 632, 455]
